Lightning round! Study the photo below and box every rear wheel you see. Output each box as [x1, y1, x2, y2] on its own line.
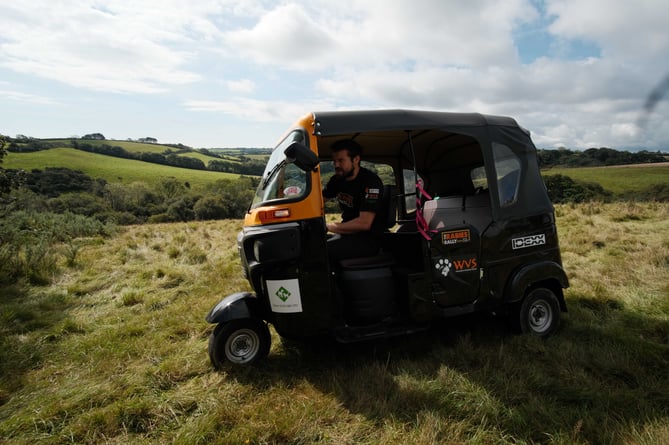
[208, 319, 271, 369]
[517, 287, 560, 337]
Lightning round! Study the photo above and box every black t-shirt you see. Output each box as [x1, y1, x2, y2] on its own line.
[323, 167, 385, 233]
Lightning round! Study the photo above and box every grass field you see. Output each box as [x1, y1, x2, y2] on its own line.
[3, 148, 239, 188]
[543, 163, 669, 194]
[1, 202, 668, 444]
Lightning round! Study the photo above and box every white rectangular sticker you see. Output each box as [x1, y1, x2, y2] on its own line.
[267, 279, 303, 313]
[512, 234, 546, 250]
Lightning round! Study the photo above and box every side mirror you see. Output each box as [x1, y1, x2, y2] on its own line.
[284, 142, 319, 172]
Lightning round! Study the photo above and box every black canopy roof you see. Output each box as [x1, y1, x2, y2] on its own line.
[308, 109, 551, 220]
[313, 109, 520, 137]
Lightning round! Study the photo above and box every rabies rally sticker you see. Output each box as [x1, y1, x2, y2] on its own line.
[441, 229, 471, 245]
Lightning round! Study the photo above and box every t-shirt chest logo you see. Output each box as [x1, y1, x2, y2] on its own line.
[337, 192, 354, 208]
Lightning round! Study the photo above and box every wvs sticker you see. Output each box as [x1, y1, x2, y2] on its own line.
[512, 234, 546, 250]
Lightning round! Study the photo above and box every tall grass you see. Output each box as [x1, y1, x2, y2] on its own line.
[1, 204, 668, 444]
[0, 211, 113, 284]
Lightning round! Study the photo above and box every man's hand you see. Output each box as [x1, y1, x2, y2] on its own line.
[327, 211, 376, 234]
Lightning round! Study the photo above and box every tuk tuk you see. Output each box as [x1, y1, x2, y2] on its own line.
[206, 109, 569, 368]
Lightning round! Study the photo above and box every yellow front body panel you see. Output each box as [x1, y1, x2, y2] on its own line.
[244, 113, 324, 227]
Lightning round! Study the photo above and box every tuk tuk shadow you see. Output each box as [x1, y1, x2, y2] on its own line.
[230, 312, 512, 419]
[230, 300, 669, 443]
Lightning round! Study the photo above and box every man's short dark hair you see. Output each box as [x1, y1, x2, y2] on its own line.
[331, 139, 362, 160]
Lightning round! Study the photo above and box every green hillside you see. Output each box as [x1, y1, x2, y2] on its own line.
[41, 139, 177, 155]
[4, 148, 238, 188]
[36, 139, 228, 165]
[177, 150, 223, 163]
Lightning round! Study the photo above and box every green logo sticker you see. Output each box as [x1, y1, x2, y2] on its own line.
[267, 279, 303, 313]
[276, 286, 291, 302]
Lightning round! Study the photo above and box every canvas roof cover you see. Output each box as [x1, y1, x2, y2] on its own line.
[310, 109, 552, 221]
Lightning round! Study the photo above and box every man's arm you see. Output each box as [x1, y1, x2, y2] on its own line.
[327, 211, 376, 234]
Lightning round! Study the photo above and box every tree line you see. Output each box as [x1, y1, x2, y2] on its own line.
[538, 147, 665, 167]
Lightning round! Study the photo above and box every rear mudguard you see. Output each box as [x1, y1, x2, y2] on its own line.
[205, 292, 267, 324]
[505, 261, 569, 310]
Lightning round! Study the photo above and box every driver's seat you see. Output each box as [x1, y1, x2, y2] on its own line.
[338, 184, 397, 270]
[338, 184, 398, 324]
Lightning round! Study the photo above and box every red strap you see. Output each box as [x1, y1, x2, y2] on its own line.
[415, 179, 436, 240]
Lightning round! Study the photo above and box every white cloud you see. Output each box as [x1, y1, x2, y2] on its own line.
[0, 0, 667, 149]
[0, 89, 59, 105]
[185, 98, 304, 122]
[0, 1, 209, 93]
[223, 0, 537, 70]
[226, 79, 257, 94]
[547, 0, 669, 60]
[184, 96, 339, 124]
[224, 3, 336, 69]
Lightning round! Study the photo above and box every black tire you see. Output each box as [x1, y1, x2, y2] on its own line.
[208, 319, 271, 369]
[517, 287, 561, 337]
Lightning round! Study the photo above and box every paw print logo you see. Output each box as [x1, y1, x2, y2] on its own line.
[435, 258, 452, 277]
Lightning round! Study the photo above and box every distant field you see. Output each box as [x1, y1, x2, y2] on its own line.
[42, 139, 172, 155]
[211, 148, 271, 161]
[542, 163, 669, 193]
[52, 139, 226, 163]
[85, 140, 182, 154]
[4, 148, 239, 187]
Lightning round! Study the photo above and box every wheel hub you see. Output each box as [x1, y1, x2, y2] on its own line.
[226, 329, 260, 363]
[231, 334, 253, 356]
[529, 301, 552, 332]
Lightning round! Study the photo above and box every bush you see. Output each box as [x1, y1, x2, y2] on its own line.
[166, 196, 199, 222]
[48, 193, 107, 217]
[194, 195, 227, 220]
[623, 183, 669, 202]
[147, 213, 173, 224]
[0, 211, 113, 284]
[24, 168, 94, 197]
[543, 174, 612, 203]
[95, 211, 140, 225]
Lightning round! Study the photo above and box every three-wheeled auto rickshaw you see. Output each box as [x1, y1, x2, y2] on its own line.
[206, 109, 569, 368]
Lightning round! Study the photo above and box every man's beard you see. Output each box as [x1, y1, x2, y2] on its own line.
[336, 167, 355, 179]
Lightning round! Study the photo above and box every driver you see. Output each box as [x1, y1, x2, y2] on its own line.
[323, 139, 385, 262]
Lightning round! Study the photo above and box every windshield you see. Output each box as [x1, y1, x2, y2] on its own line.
[251, 130, 310, 208]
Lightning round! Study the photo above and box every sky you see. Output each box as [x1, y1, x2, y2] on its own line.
[1, 0, 668, 150]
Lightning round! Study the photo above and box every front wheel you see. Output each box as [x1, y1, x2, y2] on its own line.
[517, 287, 561, 337]
[208, 319, 271, 369]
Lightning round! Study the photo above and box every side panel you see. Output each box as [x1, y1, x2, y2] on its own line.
[427, 225, 481, 306]
[239, 218, 332, 339]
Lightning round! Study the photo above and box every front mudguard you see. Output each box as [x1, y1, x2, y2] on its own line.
[205, 292, 268, 324]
